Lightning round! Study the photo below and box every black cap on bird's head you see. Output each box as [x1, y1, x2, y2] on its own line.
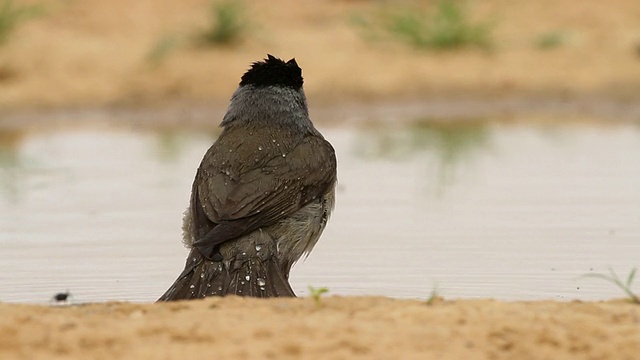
[240, 54, 303, 90]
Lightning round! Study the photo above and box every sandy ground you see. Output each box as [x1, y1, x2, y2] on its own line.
[0, 0, 639, 110]
[1, 1, 640, 359]
[1, 297, 639, 360]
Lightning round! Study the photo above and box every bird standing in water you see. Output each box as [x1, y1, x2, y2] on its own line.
[159, 55, 337, 300]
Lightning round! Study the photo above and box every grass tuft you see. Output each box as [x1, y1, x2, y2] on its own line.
[145, 0, 250, 64]
[582, 267, 639, 304]
[199, 0, 246, 46]
[426, 286, 439, 305]
[0, 0, 45, 47]
[353, 0, 494, 50]
[535, 31, 569, 50]
[146, 34, 182, 65]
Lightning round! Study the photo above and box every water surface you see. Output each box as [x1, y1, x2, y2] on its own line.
[0, 121, 638, 303]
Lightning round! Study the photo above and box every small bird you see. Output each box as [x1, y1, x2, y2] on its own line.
[158, 55, 337, 300]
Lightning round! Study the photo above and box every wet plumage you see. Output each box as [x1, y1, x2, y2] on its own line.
[159, 55, 336, 300]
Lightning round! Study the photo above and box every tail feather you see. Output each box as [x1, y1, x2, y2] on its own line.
[225, 255, 295, 297]
[158, 236, 295, 301]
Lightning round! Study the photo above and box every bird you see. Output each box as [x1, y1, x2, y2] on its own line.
[158, 55, 337, 300]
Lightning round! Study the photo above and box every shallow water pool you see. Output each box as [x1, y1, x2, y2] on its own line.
[0, 121, 639, 303]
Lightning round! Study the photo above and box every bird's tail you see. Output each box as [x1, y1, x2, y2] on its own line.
[158, 235, 295, 301]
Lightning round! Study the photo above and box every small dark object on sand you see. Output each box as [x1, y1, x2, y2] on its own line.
[52, 291, 71, 302]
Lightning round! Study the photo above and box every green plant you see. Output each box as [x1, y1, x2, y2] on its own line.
[535, 31, 568, 50]
[582, 267, 639, 304]
[199, 0, 246, 46]
[0, 0, 44, 46]
[353, 0, 494, 50]
[426, 286, 439, 305]
[308, 286, 329, 305]
[146, 34, 182, 65]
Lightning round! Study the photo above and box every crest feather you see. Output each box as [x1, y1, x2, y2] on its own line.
[239, 54, 303, 89]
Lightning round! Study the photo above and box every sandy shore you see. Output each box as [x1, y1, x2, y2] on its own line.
[1, 296, 639, 359]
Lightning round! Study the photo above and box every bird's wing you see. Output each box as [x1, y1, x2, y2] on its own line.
[192, 135, 336, 249]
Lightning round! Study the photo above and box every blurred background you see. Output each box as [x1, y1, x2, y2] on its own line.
[0, 0, 639, 303]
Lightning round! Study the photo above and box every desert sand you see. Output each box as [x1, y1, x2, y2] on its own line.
[1, 1, 639, 359]
[2, 296, 640, 360]
[0, 0, 639, 110]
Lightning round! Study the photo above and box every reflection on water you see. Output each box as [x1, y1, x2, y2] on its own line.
[152, 129, 219, 163]
[0, 129, 56, 205]
[356, 120, 492, 194]
[0, 129, 23, 204]
[0, 122, 639, 303]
